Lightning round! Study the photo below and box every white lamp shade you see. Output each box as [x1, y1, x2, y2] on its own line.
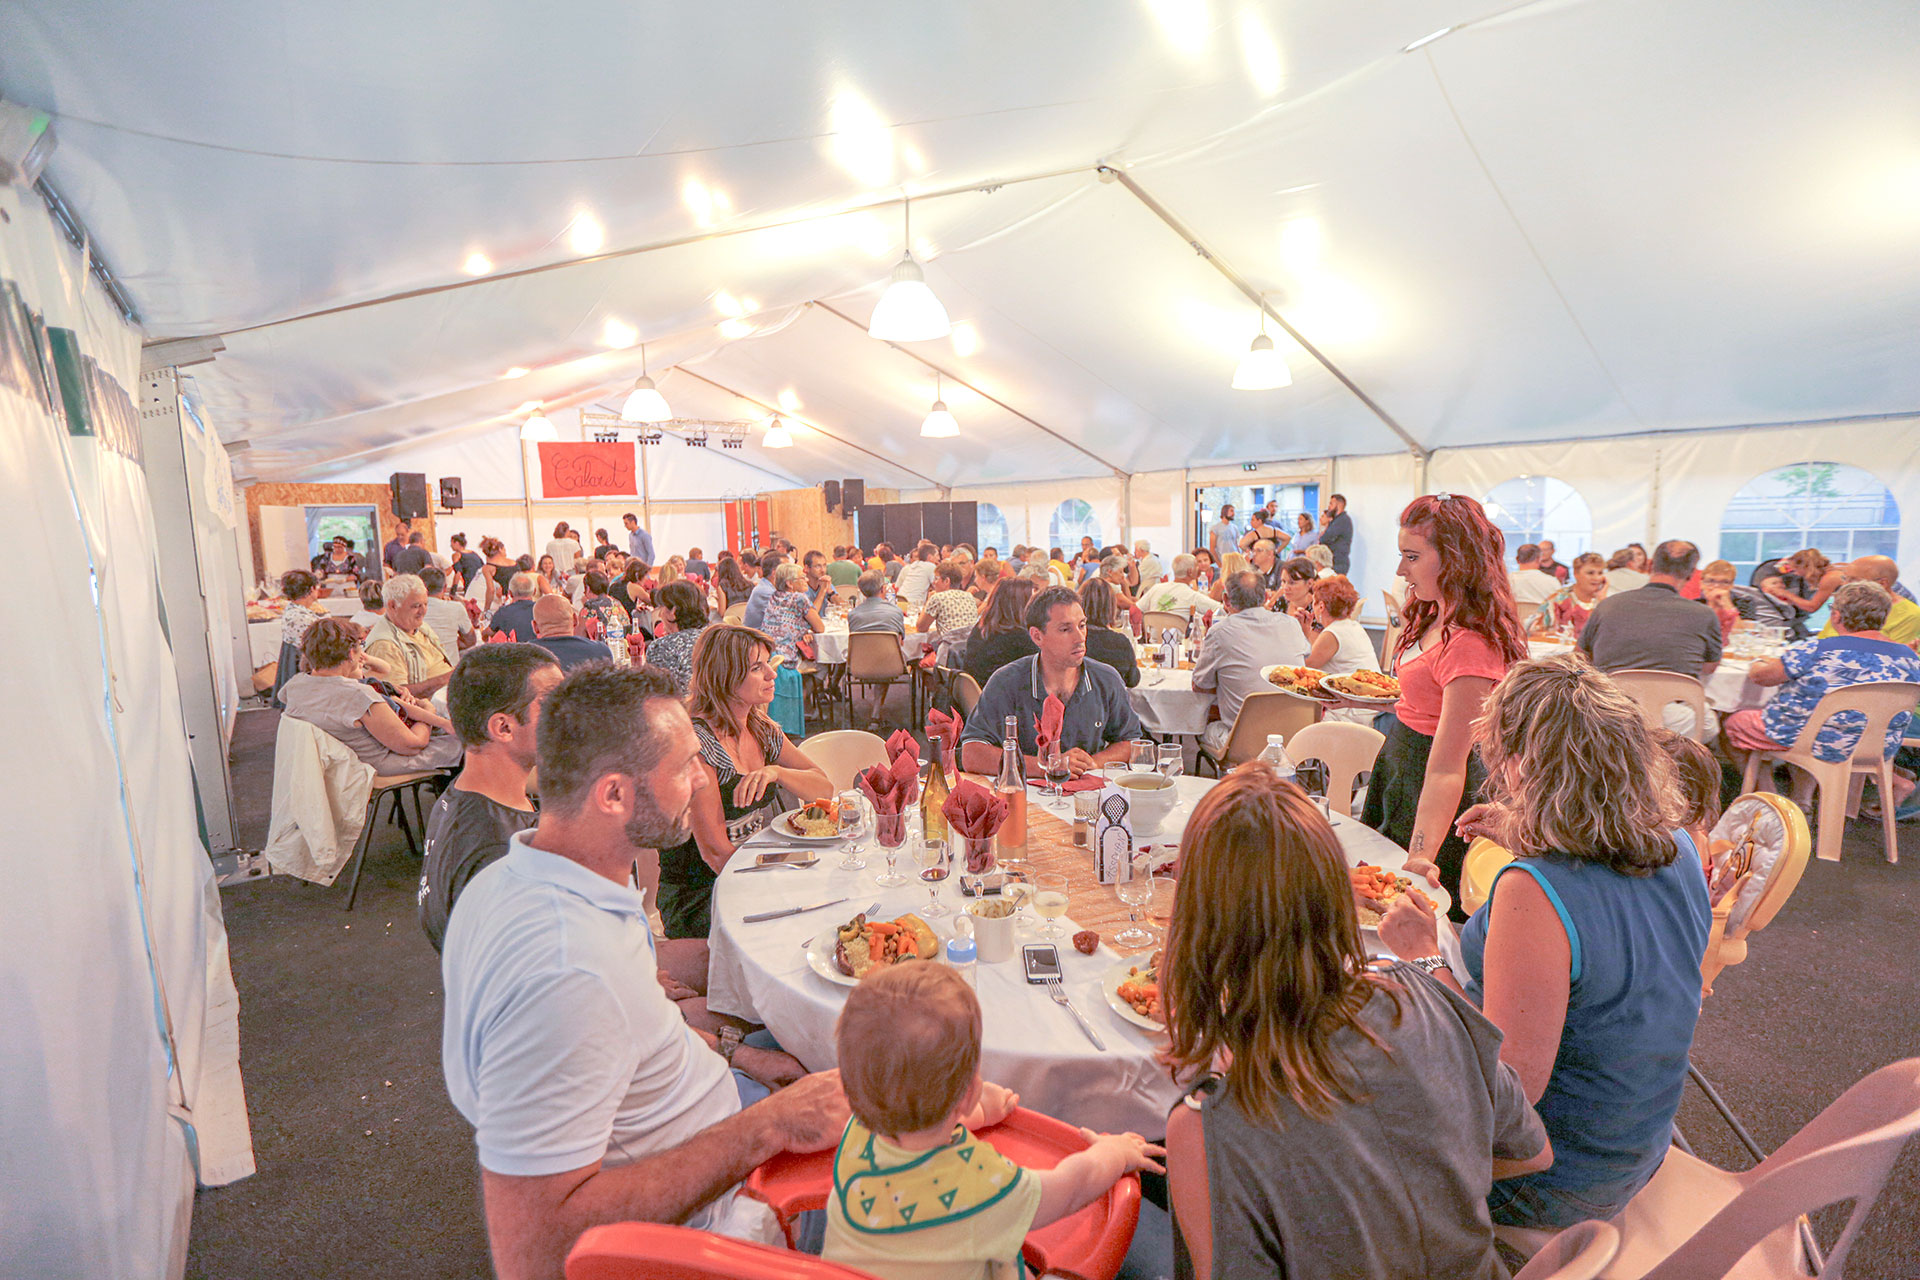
[621, 375, 672, 423]
[762, 417, 794, 448]
[1232, 332, 1291, 390]
[519, 411, 558, 442]
[868, 255, 951, 342]
[920, 399, 960, 438]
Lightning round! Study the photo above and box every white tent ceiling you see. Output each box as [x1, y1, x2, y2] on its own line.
[4, 0, 1918, 485]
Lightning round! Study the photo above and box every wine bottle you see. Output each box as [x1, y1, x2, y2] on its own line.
[922, 741, 951, 845]
[994, 715, 1027, 855]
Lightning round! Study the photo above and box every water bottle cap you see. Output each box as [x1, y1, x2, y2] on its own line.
[1267, 734, 1286, 745]
[945, 937, 977, 964]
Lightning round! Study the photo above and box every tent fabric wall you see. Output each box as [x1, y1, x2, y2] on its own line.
[1425, 437, 1656, 560]
[1329, 451, 1422, 617]
[0, 185, 250, 1280]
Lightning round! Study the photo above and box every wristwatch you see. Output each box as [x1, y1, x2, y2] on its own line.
[716, 1025, 744, 1065]
[1405, 954, 1451, 979]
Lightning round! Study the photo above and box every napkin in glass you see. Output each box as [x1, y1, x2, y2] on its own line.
[1034, 695, 1065, 761]
[926, 706, 962, 756]
[856, 751, 921, 815]
[884, 728, 920, 766]
[942, 778, 1008, 839]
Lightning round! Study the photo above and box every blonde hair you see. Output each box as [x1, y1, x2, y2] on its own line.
[1701, 559, 1736, 583]
[1219, 551, 1249, 581]
[1475, 654, 1683, 874]
[837, 963, 980, 1135]
[656, 562, 682, 589]
[687, 624, 779, 740]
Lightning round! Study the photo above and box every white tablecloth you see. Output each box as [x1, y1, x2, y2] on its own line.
[247, 620, 282, 667]
[1128, 669, 1213, 737]
[706, 776, 1422, 1135]
[814, 626, 929, 667]
[1529, 639, 1771, 713]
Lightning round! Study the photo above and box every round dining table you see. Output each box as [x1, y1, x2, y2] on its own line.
[1127, 667, 1214, 738]
[812, 624, 930, 667]
[704, 773, 1442, 1136]
[1526, 638, 1774, 713]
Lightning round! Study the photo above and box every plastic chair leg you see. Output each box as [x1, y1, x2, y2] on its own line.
[1879, 761, 1901, 863]
[1814, 768, 1848, 863]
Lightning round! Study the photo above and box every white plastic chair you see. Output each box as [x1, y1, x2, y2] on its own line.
[1609, 669, 1709, 740]
[1510, 1220, 1619, 1280]
[1282, 720, 1385, 817]
[1738, 680, 1920, 864]
[1140, 610, 1190, 640]
[798, 729, 889, 794]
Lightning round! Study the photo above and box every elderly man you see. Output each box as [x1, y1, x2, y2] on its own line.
[846, 569, 905, 636]
[365, 573, 456, 697]
[1139, 554, 1211, 616]
[1132, 540, 1164, 588]
[489, 572, 541, 644]
[441, 665, 849, 1280]
[1536, 539, 1570, 585]
[1579, 540, 1723, 738]
[1191, 570, 1310, 755]
[1098, 553, 1140, 614]
[530, 595, 613, 673]
[960, 586, 1143, 776]
[1508, 544, 1559, 611]
[1819, 556, 1919, 645]
[1248, 538, 1285, 603]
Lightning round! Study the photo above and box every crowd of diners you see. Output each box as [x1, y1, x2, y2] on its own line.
[257, 494, 1917, 1278]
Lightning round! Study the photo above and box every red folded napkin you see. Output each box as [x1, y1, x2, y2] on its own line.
[884, 729, 920, 765]
[942, 778, 1008, 839]
[1034, 695, 1065, 761]
[926, 707, 962, 756]
[857, 752, 920, 814]
[1024, 773, 1107, 792]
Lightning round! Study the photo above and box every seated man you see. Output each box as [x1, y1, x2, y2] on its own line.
[960, 586, 1143, 776]
[743, 550, 785, 629]
[847, 569, 905, 636]
[393, 529, 434, 577]
[420, 566, 479, 661]
[1132, 540, 1164, 588]
[348, 579, 385, 634]
[365, 573, 456, 698]
[1139, 554, 1211, 616]
[442, 665, 846, 1280]
[1507, 543, 1559, 611]
[529, 595, 612, 673]
[1579, 540, 1722, 739]
[1818, 556, 1919, 646]
[488, 572, 541, 644]
[1190, 571, 1309, 757]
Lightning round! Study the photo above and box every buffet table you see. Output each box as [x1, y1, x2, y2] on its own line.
[706, 774, 1429, 1135]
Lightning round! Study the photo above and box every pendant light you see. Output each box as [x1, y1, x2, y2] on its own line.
[920, 373, 959, 438]
[762, 415, 793, 449]
[519, 404, 558, 442]
[621, 343, 673, 422]
[868, 197, 951, 342]
[1232, 298, 1291, 390]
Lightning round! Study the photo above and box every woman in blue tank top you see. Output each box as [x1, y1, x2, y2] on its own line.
[1377, 653, 1712, 1228]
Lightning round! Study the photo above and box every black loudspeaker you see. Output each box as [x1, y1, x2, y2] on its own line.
[824, 479, 841, 512]
[439, 476, 464, 510]
[843, 478, 865, 512]
[390, 472, 429, 520]
[950, 501, 978, 550]
[920, 501, 951, 547]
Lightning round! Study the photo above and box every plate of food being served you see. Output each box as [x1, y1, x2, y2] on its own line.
[1321, 670, 1402, 705]
[1261, 664, 1337, 702]
[1349, 863, 1452, 930]
[776, 798, 847, 842]
[805, 910, 941, 987]
[1101, 953, 1166, 1032]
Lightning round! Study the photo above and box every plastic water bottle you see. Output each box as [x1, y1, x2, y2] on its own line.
[945, 934, 977, 988]
[1259, 733, 1296, 786]
[604, 611, 629, 667]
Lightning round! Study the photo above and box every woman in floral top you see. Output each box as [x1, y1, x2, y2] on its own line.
[279, 569, 327, 647]
[760, 563, 825, 663]
[643, 581, 711, 694]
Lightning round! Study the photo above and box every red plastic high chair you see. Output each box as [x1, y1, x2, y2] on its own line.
[566, 1222, 879, 1279]
[743, 1106, 1141, 1280]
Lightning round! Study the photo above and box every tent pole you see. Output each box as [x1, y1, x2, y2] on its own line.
[638, 433, 654, 538]
[520, 440, 537, 555]
[1100, 167, 1428, 462]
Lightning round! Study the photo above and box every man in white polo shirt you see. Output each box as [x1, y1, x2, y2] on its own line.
[442, 664, 847, 1280]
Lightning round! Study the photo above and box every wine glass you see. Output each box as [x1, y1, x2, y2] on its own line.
[872, 809, 909, 887]
[1156, 742, 1183, 779]
[1102, 760, 1130, 787]
[1114, 863, 1155, 951]
[915, 837, 951, 917]
[1001, 873, 1036, 937]
[1031, 872, 1070, 941]
[1130, 739, 1157, 772]
[835, 790, 867, 871]
[1296, 759, 1332, 820]
[1042, 747, 1072, 807]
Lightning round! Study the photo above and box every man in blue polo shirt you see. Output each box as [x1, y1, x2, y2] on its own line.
[959, 586, 1142, 776]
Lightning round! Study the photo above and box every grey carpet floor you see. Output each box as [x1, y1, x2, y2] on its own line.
[186, 702, 1920, 1279]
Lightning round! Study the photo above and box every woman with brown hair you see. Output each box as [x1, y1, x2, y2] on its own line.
[961, 574, 1038, 690]
[1164, 767, 1550, 1279]
[1356, 494, 1528, 910]
[1755, 548, 1848, 638]
[1077, 576, 1141, 689]
[280, 618, 462, 773]
[654, 625, 832, 939]
[1532, 550, 1608, 636]
[1379, 653, 1710, 1230]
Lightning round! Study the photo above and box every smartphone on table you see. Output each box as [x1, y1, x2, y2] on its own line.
[1021, 943, 1063, 984]
[751, 849, 817, 867]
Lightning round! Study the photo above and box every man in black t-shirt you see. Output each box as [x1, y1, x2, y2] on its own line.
[420, 644, 563, 952]
[392, 530, 433, 577]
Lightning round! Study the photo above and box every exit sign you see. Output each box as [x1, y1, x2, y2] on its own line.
[1241, 462, 1259, 472]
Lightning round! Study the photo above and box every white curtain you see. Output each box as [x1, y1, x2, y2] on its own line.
[1330, 451, 1421, 619]
[1125, 469, 1188, 565]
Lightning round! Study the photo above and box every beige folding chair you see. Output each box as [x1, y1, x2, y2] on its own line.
[1282, 720, 1385, 817]
[1140, 611, 1189, 641]
[1738, 680, 1920, 864]
[847, 631, 913, 732]
[723, 602, 748, 624]
[1196, 691, 1319, 775]
[798, 729, 889, 793]
[1609, 668, 1710, 739]
[951, 671, 983, 722]
[1510, 1221, 1619, 1280]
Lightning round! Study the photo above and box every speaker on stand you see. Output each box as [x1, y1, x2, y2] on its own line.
[389, 472, 429, 520]
[843, 478, 865, 512]
[438, 476, 464, 510]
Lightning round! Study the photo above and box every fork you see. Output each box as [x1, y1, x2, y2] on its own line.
[735, 858, 820, 873]
[1045, 977, 1105, 1051]
[801, 901, 882, 951]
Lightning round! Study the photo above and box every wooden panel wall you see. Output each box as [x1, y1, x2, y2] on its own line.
[763, 485, 899, 556]
[243, 482, 434, 586]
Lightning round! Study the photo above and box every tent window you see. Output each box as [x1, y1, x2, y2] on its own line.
[976, 502, 1011, 556]
[1482, 476, 1593, 560]
[1048, 499, 1101, 551]
[1718, 462, 1899, 583]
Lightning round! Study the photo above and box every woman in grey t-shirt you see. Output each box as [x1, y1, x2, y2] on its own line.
[281, 619, 463, 775]
[1161, 769, 1549, 1279]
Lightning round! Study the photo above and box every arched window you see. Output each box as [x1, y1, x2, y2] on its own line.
[1481, 476, 1593, 561]
[1719, 463, 1900, 583]
[975, 502, 1011, 556]
[1047, 499, 1101, 552]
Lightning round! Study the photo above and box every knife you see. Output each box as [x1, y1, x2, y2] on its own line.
[743, 896, 848, 924]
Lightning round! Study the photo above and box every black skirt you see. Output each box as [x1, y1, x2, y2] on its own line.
[1359, 712, 1485, 920]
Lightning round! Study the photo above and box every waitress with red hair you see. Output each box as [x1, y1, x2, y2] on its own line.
[1359, 494, 1528, 912]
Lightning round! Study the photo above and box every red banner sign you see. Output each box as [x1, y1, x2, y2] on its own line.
[537, 442, 638, 497]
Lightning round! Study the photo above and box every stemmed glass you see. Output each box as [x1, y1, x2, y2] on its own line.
[1130, 739, 1157, 772]
[835, 790, 868, 871]
[1031, 872, 1070, 941]
[872, 808, 910, 888]
[1156, 742, 1183, 778]
[1043, 746, 1072, 808]
[1114, 854, 1155, 950]
[915, 837, 951, 917]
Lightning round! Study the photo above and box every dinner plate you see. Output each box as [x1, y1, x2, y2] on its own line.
[1101, 959, 1166, 1033]
[1354, 878, 1453, 930]
[1259, 664, 1338, 702]
[803, 929, 859, 987]
[1321, 673, 1401, 704]
[775, 810, 848, 843]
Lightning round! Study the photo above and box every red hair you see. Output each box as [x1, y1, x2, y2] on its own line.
[1394, 494, 1528, 666]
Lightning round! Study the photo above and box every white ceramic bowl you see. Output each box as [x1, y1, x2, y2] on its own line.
[1114, 772, 1178, 835]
